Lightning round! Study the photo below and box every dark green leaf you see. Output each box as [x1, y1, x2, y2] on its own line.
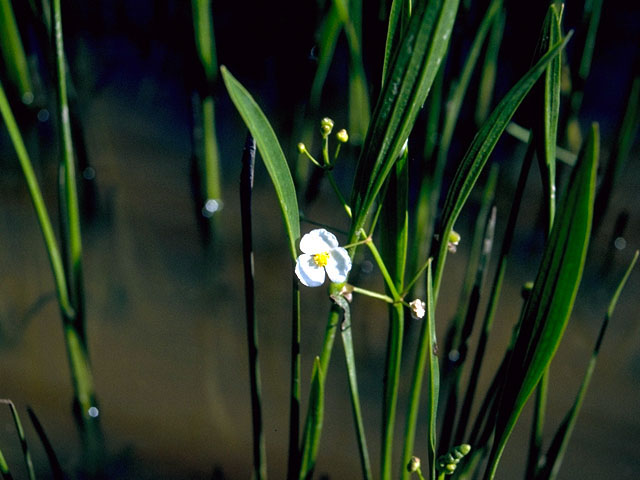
[485, 124, 599, 480]
[533, 3, 563, 233]
[221, 67, 300, 259]
[350, 0, 460, 239]
[537, 250, 638, 480]
[433, 31, 572, 297]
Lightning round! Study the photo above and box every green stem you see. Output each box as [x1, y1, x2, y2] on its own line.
[381, 303, 404, 480]
[350, 286, 395, 304]
[366, 240, 401, 301]
[326, 170, 352, 218]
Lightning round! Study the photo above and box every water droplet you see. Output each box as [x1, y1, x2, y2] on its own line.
[361, 260, 374, 274]
[448, 350, 460, 362]
[202, 199, 223, 218]
[614, 237, 627, 250]
[88, 406, 99, 418]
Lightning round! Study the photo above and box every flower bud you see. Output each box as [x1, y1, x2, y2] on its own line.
[447, 230, 461, 253]
[409, 299, 426, 319]
[407, 456, 421, 473]
[320, 117, 334, 136]
[336, 129, 349, 143]
[297, 142, 307, 154]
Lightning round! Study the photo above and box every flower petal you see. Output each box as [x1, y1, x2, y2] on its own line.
[295, 254, 326, 287]
[325, 247, 352, 283]
[299, 228, 339, 254]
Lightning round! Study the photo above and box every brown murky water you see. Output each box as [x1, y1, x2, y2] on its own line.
[1, 42, 639, 480]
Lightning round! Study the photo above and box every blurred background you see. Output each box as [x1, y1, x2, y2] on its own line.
[0, 0, 639, 478]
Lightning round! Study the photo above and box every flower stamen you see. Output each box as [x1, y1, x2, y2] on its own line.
[313, 251, 330, 267]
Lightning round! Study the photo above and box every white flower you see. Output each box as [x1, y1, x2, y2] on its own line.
[295, 229, 352, 287]
[409, 299, 426, 319]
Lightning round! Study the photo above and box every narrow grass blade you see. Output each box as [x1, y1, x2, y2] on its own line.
[221, 66, 300, 259]
[536, 250, 638, 480]
[0, 401, 35, 480]
[0, 0, 34, 103]
[379, 147, 409, 480]
[425, 0, 501, 263]
[401, 260, 438, 480]
[192, 0, 222, 228]
[593, 75, 640, 228]
[309, 5, 341, 110]
[382, 0, 411, 85]
[0, 447, 12, 480]
[432, 32, 572, 298]
[350, 0, 460, 239]
[239, 135, 267, 480]
[52, 0, 84, 323]
[26, 407, 64, 480]
[334, 0, 370, 142]
[287, 276, 301, 480]
[484, 124, 599, 480]
[532, 3, 563, 234]
[446, 203, 497, 448]
[191, 0, 217, 82]
[0, 80, 73, 318]
[298, 357, 325, 480]
[332, 294, 373, 480]
[475, 6, 505, 126]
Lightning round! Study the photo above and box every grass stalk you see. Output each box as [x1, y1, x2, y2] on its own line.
[0, 0, 33, 103]
[239, 135, 267, 480]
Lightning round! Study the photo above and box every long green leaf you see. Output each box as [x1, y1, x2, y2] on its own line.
[333, 294, 373, 480]
[533, 3, 563, 234]
[298, 357, 325, 480]
[484, 123, 599, 480]
[382, 0, 411, 86]
[536, 250, 638, 480]
[433, 31, 572, 298]
[221, 66, 300, 259]
[350, 0, 460, 239]
[475, 6, 505, 126]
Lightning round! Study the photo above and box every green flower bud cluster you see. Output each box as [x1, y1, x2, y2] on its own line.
[436, 444, 471, 475]
[321, 117, 335, 137]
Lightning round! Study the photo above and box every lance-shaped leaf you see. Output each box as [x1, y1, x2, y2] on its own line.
[433, 32, 572, 296]
[484, 124, 599, 480]
[350, 0, 460, 237]
[532, 3, 563, 233]
[221, 67, 300, 258]
[536, 250, 638, 480]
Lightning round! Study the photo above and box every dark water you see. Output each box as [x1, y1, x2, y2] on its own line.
[1, 2, 639, 479]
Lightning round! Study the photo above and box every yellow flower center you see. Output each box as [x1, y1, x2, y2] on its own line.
[313, 251, 330, 267]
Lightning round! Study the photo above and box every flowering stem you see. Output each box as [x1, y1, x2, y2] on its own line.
[300, 148, 323, 169]
[402, 256, 433, 298]
[350, 286, 395, 304]
[366, 240, 401, 301]
[326, 170, 352, 218]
